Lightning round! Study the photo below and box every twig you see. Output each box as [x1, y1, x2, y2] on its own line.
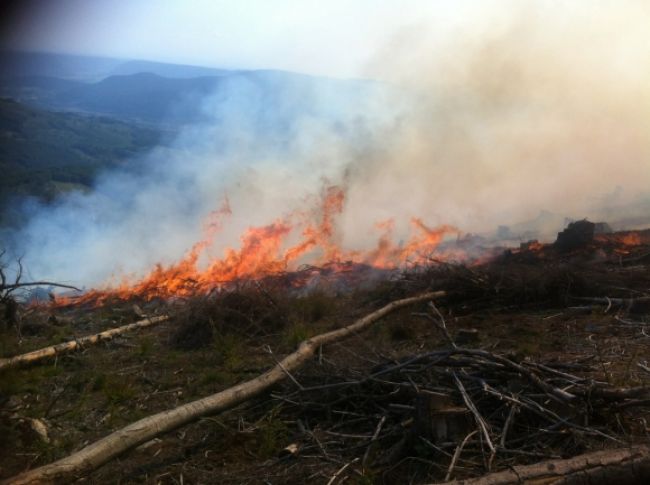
[453, 373, 495, 454]
[326, 457, 359, 485]
[362, 415, 386, 468]
[445, 430, 478, 481]
[605, 296, 612, 314]
[3, 281, 82, 292]
[637, 362, 650, 374]
[413, 301, 457, 349]
[265, 345, 304, 390]
[500, 404, 518, 448]
[615, 315, 648, 327]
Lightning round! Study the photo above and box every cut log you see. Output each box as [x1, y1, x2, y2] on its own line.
[0, 315, 170, 371]
[4, 291, 444, 485]
[438, 445, 650, 485]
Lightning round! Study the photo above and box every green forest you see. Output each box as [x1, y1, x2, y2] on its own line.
[0, 98, 163, 226]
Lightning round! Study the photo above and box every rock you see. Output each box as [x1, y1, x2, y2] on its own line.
[279, 443, 300, 458]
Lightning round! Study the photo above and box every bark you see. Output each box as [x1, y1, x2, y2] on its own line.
[4, 291, 444, 485]
[440, 445, 650, 485]
[0, 315, 170, 371]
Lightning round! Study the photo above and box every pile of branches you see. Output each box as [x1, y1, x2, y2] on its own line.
[393, 253, 650, 312]
[264, 311, 650, 483]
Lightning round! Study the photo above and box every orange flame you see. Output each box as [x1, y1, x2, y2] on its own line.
[55, 185, 461, 305]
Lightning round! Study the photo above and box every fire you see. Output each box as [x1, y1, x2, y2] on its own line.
[52, 185, 650, 307]
[55, 185, 462, 305]
[619, 233, 642, 246]
[595, 230, 650, 255]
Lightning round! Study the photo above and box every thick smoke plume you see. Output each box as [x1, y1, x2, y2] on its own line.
[6, 1, 650, 289]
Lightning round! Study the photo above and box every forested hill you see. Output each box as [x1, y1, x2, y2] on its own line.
[1, 52, 380, 126]
[0, 98, 163, 226]
[0, 52, 382, 228]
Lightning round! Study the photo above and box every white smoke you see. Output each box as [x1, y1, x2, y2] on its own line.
[6, 1, 650, 288]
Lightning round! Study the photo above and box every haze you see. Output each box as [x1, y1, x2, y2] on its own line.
[3, 1, 646, 79]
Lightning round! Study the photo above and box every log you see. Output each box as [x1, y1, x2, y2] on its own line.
[0, 315, 170, 371]
[4, 291, 444, 484]
[438, 445, 650, 485]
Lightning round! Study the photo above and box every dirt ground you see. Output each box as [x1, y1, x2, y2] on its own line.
[1, 238, 650, 484]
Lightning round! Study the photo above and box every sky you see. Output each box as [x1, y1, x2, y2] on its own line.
[2, 1, 650, 79]
[1, 0, 524, 78]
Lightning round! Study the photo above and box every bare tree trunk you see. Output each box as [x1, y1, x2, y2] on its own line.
[0, 315, 170, 371]
[4, 291, 444, 485]
[439, 445, 650, 485]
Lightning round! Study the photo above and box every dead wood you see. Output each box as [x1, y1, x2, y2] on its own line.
[1, 252, 81, 299]
[0, 315, 170, 371]
[1, 281, 81, 292]
[4, 291, 444, 485]
[267, 335, 650, 483]
[438, 445, 650, 485]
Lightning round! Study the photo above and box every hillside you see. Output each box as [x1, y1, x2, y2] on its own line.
[55, 72, 224, 123]
[0, 52, 381, 125]
[0, 98, 164, 226]
[108, 59, 232, 78]
[1, 231, 649, 483]
[0, 50, 124, 82]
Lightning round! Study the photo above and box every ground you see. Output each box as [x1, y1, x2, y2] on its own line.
[1, 240, 650, 484]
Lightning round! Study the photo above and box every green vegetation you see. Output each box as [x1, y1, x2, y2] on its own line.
[0, 97, 164, 226]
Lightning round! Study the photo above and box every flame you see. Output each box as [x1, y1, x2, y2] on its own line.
[619, 233, 642, 246]
[594, 230, 650, 255]
[53, 188, 650, 307]
[54, 184, 463, 305]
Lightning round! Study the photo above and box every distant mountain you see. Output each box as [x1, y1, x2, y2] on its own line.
[0, 51, 236, 81]
[109, 60, 232, 79]
[0, 75, 84, 109]
[1, 69, 379, 126]
[0, 98, 164, 226]
[0, 51, 124, 81]
[56, 72, 225, 123]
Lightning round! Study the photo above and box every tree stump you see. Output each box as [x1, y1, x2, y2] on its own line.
[412, 392, 471, 445]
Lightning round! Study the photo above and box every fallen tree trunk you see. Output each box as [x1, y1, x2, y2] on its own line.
[5, 291, 444, 484]
[0, 315, 170, 371]
[439, 445, 650, 485]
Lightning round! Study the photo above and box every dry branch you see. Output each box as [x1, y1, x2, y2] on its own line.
[4, 291, 444, 485]
[0, 315, 170, 371]
[438, 445, 650, 485]
[1, 281, 81, 292]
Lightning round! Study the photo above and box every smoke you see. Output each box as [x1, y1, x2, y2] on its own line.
[6, 1, 650, 288]
[342, 0, 650, 241]
[6, 73, 397, 286]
